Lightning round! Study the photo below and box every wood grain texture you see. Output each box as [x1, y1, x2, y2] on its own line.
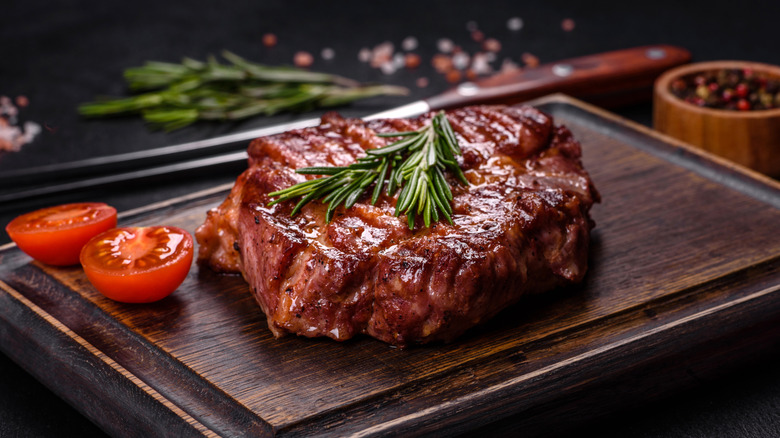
[1, 95, 779, 437]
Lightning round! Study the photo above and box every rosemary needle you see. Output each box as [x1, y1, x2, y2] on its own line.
[79, 51, 408, 131]
[268, 112, 469, 229]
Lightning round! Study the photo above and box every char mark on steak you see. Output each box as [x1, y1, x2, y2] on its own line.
[196, 105, 599, 347]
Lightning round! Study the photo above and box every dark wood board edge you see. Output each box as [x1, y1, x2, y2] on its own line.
[471, 306, 780, 437]
[0, 280, 216, 437]
[1, 263, 273, 437]
[3, 242, 778, 437]
[274, 258, 780, 436]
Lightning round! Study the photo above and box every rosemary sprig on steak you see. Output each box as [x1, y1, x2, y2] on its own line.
[78, 51, 408, 131]
[268, 111, 469, 229]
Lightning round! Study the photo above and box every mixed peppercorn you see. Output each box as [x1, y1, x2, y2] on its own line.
[670, 68, 780, 111]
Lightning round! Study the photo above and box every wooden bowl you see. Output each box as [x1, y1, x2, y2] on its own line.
[654, 61, 780, 177]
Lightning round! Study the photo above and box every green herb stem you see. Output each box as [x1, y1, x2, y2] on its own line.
[79, 51, 408, 131]
[268, 112, 467, 229]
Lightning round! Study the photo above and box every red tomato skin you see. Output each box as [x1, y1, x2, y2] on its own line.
[5, 203, 117, 266]
[80, 226, 193, 303]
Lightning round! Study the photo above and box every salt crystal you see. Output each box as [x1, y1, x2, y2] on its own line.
[401, 36, 418, 51]
[392, 52, 406, 68]
[23, 121, 41, 139]
[380, 62, 397, 75]
[437, 38, 454, 53]
[321, 47, 335, 60]
[0, 96, 16, 116]
[18, 121, 41, 149]
[507, 17, 524, 31]
[0, 96, 40, 152]
[0, 121, 33, 152]
[373, 41, 394, 56]
[371, 42, 394, 67]
[416, 77, 429, 88]
[358, 48, 371, 62]
[452, 52, 470, 71]
[471, 53, 493, 75]
[0, 125, 19, 143]
[561, 18, 575, 32]
[0, 96, 18, 125]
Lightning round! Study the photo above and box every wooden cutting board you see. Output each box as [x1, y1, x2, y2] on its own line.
[1, 95, 779, 437]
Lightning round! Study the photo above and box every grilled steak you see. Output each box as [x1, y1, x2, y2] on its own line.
[196, 105, 599, 346]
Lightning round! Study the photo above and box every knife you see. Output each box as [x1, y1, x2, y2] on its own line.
[0, 45, 689, 205]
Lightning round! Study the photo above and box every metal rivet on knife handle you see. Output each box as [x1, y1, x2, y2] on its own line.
[645, 48, 667, 60]
[456, 82, 480, 96]
[552, 64, 574, 77]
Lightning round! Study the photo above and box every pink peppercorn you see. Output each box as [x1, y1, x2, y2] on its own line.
[293, 51, 314, 68]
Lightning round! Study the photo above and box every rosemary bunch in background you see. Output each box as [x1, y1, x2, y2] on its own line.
[269, 111, 469, 229]
[79, 51, 408, 131]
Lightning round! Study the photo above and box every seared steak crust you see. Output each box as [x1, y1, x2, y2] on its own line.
[196, 105, 599, 346]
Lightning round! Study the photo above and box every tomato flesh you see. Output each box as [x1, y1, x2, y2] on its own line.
[5, 203, 117, 266]
[80, 226, 193, 303]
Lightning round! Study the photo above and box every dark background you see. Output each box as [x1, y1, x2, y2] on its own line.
[2, 0, 780, 436]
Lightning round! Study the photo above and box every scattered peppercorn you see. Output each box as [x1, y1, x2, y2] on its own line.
[404, 53, 421, 69]
[670, 68, 780, 111]
[436, 38, 454, 53]
[293, 51, 314, 68]
[262, 33, 277, 48]
[432, 54, 453, 73]
[482, 38, 501, 53]
[521, 52, 540, 68]
[445, 70, 462, 83]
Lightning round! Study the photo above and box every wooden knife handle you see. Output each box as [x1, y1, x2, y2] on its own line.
[425, 45, 692, 109]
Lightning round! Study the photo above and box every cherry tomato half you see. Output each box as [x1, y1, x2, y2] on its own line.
[5, 202, 117, 266]
[80, 226, 193, 303]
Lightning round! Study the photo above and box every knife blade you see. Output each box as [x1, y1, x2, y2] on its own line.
[0, 45, 689, 205]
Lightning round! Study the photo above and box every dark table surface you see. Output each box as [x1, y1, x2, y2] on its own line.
[2, 0, 780, 436]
